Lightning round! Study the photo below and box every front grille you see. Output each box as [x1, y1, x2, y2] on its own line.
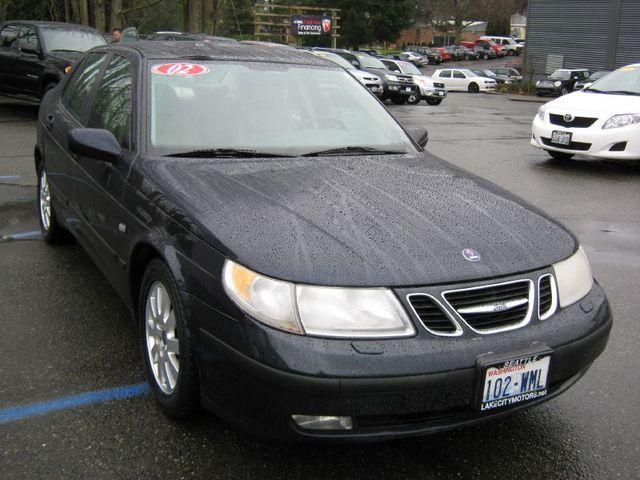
[541, 137, 591, 151]
[407, 295, 460, 335]
[443, 280, 533, 332]
[397, 76, 412, 83]
[538, 274, 557, 320]
[549, 114, 597, 128]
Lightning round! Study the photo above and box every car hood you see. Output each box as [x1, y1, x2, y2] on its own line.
[137, 153, 576, 287]
[546, 90, 640, 115]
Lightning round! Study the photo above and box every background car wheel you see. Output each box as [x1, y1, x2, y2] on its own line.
[547, 150, 574, 161]
[426, 98, 443, 106]
[37, 164, 70, 244]
[391, 96, 409, 105]
[561, 87, 569, 95]
[407, 92, 421, 104]
[139, 259, 200, 418]
[483, 54, 489, 60]
[468, 82, 480, 93]
[536, 92, 544, 97]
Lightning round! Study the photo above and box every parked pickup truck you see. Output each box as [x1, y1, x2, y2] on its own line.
[0, 20, 105, 101]
[480, 36, 523, 56]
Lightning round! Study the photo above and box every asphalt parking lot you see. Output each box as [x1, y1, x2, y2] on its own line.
[1, 90, 639, 479]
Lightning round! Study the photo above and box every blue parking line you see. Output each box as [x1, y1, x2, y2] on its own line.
[0, 175, 20, 181]
[0, 383, 150, 425]
[3, 230, 42, 241]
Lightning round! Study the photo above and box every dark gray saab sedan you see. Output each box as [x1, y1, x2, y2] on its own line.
[35, 41, 611, 441]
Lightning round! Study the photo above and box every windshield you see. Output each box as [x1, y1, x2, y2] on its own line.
[589, 65, 640, 94]
[399, 61, 421, 75]
[148, 62, 416, 156]
[590, 71, 610, 81]
[549, 70, 571, 80]
[355, 54, 387, 69]
[41, 28, 106, 52]
[313, 51, 354, 70]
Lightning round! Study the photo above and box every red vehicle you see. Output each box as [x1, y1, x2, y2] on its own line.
[461, 40, 506, 58]
[432, 47, 452, 62]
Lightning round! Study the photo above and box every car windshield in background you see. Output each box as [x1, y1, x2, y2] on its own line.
[398, 61, 421, 75]
[41, 28, 106, 52]
[149, 62, 416, 157]
[314, 51, 354, 70]
[588, 66, 640, 94]
[549, 70, 571, 80]
[355, 54, 386, 69]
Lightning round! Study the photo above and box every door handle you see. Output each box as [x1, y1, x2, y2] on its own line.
[45, 114, 54, 131]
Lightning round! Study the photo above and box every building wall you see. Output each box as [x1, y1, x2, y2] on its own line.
[397, 26, 481, 48]
[524, 0, 639, 77]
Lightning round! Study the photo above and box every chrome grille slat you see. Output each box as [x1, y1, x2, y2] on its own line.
[443, 280, 534, 334]
[407, 294, 462, 336]
[538, 274, 558, 320]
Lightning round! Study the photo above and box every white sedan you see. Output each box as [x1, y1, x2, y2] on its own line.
[432, 68, 497, 93]
[531, 63, 640, 161]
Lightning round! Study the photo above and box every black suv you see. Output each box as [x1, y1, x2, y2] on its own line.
[0, 21, 105, 101]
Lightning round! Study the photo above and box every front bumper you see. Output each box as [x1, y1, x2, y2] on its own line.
[195, 284, 611, 442]
[419, 87, 447, 100]
[385, 81, 418, 97]
[536, 86, 562, 96]
[531, 115, 640, 160]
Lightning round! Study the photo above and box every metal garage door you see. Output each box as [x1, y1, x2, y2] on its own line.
[615, 0, 640, 67]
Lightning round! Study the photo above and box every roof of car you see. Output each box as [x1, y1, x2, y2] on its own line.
[102, 40, 334, 67]
[3, 20, 97, 30]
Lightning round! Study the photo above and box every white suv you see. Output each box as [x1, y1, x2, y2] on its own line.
[480, 36, 523, 56]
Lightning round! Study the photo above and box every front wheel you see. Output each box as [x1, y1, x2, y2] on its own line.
[426, 98, 443, 106]
[483, 54, 489, 60]
[391, 96, 409, 105]
[561, 87, 569, 96]
[407, 92, 422, 104]
[139, 259, 200, 418]
[468, 82, 480, 93]
[37, 165, 70, 243]
[547, 150, 574, 161]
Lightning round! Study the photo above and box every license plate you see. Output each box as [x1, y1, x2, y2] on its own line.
[478, 351, 551, 411]
[437, 91, 444, 96]
[551, 130, 572, 146]
[406, 87, 412, 92]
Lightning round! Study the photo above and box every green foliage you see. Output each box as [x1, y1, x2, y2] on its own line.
[485, 16, 510, 36]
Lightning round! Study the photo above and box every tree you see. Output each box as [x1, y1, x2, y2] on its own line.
[428, 0, 484, 43]
[110, 0, 123, 29]
[188, 0, 202, 32]
[94, 0, 106, 31]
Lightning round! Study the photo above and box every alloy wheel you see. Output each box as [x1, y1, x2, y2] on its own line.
[145, 281, 180, 394]
[39, 170, 51, 231]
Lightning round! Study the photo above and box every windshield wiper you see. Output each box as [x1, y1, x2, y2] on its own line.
[585, 88, 640, 96]
[163, 148, 294, 158]
[50, 49, 84, 53]
[301, 146, 407, 157]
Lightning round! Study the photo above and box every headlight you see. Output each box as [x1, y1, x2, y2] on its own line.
[537, 105, 546, 121]
[602, 113, 640, 129]
[552, 247, 593, 308]
[554, 81, 562, 87]
[223, 260, 415, 338]
[385, 74, 399, 82]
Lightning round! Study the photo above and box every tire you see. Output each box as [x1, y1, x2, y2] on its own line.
[37, 163, 70, 244]
[139, 259, 200, 419]
[508, 50, 515, 56]
[561, 87, 569, 96]
[484, 54, 489, 60]
[407, 92, 422, 104]
[536, 92, 544, 97]
[547, 150, 574, 161]
[468, 82, 480, 93]
[426, 98, 443, 106]
[391, 96, 409, 105]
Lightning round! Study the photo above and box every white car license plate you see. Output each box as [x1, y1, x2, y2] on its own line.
[406, 87, 412, 92]
[479, 354, 550, 411]
[551, 130, 572, 146]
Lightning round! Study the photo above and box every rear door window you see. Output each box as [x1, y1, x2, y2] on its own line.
[62, 52, 107, 121]
[87, 55, 133, 149]
[15, 26, 39, 51]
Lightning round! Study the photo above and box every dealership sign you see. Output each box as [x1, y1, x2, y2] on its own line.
[291, 15, 332, 36]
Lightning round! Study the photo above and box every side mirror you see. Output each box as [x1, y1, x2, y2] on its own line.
[68, 128, 122, 163]
[20, 41, 40, 55]
[407, 127, 429, 149]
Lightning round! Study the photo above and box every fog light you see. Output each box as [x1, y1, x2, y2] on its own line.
[291, 415, 353, 431]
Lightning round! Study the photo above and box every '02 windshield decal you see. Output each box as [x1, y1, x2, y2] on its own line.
[151, 63, 210, 76]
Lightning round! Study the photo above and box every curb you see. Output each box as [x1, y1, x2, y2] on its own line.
[507, 95, 546, 103]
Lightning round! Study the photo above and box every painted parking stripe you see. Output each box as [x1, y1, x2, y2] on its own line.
[0, 383, 150, 425]
[1, 230, 42, 241]
[0, 175, 21, 181]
